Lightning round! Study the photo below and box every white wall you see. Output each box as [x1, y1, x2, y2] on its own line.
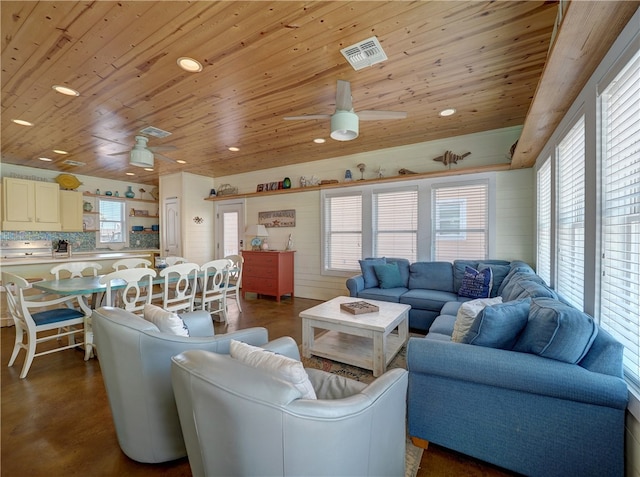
[215, 126, 533, 301]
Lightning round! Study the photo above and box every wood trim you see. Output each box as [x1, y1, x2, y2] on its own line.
[510, 2, 638, 169]
[204, 163, 512, 201]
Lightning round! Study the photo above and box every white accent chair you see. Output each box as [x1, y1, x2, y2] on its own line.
[224, 254, 244, 313]
[112, 258, 152, 270]
[3, 272, 91, 377]
[91, 306, 298, 463]
[171, 348, 408, 477]
[160, 262, 199, 314]
[196, 259, 232, 322]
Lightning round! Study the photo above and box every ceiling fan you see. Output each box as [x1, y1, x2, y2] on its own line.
[284, 80, 407, 141]
[95, 135, 178, 168]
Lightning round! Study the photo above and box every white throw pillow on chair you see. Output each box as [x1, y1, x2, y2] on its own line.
[230, 340, 316, 399]
[143, 304, 189, 337]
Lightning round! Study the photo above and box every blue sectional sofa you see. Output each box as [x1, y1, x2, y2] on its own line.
[348, 258, 628, 476]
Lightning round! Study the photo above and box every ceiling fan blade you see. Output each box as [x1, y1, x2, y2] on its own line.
[283, 114, 331, 120]
[358, 110, 408, 120]
[149, 145, 178, 153]
[155, 153, 176, 163]
[335, 80, 353, 111]
[92, 135, 130, 147]
[107, 151, 129, 157]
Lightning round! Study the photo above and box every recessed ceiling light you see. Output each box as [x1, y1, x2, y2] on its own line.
[177, 57, 203, 73]
[52, 85, 80, 96]
[12, 119, 33, 126]
[38, 157, 53, 162]
[313, 138, 326, 144]
[53, 149, 69, 155]
[126, 172, 135, 176]
[144, 168, 154, 172]
[228, 146, 240, 152]
[176, 159, 187, 164]
[439, 108, 456, 117]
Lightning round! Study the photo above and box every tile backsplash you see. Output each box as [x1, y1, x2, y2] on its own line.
[0, 231, 159, 251]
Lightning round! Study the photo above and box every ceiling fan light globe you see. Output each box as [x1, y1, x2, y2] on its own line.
[129, 146, 154, 167]
[330, 111, 359, 141]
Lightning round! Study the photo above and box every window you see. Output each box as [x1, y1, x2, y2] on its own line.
[432, 182, 488, 261]
[99, 199, 126, 245]
[323, 193, 362, 272]
[537, 158, 552, 285]
[556, 116, 585, 309]
[599, 49, 640, 384]
[373, 188, 417, 262]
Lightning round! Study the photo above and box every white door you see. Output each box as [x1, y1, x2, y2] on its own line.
[216, 202, 244, 258]
[163, 197, 181, 256]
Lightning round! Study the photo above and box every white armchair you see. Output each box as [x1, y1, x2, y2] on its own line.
[91, 306, 298, 464]
[171, 348, 408, 477]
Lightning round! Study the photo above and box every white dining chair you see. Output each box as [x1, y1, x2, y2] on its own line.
[50, 262, 102, 279]
[99, 268, 157, 314]
[160, 263, 199, 314]
[112, 258, 152, 271]
[224, 254, 244, 313]
[165, 256, 187, 266]
[196, 259, 232, 322]
[3, 271, 91, 377]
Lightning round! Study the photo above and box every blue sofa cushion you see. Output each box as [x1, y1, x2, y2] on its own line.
[497, 265, 536, 296]
[358, 287, 407, 303]
[373, 263, 404, 289]
[463, 298, 530, 349]
[408, 262, 454, 292]
[478, 263, 510, 298]
[400, 289, 459, 312]
[385, 258, 411, 287]
[359, 258, 386, 288]
[499, 271, 544, 300]
[451, 297, 503, 343]
[458, 266, 492, 299]
[514, 297, 599, 364]
[503, 278, 557, 302]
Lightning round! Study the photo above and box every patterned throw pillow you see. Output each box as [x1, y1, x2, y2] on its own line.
[458, 266, 493, 299]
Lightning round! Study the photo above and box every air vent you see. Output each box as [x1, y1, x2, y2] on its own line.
[139, 126, 172, 138]
[62, 159, 86, 166]
[340, 36, 388, 71]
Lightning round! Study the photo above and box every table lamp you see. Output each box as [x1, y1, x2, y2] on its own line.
[245, 224, 268, 251]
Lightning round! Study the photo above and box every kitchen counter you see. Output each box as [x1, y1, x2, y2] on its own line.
[0, 249, 160, 266]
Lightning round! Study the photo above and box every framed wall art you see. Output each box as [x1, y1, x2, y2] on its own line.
[258, 209, 296, 227]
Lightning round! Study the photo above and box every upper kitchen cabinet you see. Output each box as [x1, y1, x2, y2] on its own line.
[2, 177, 61, 231]
[59, 190, 83, 232]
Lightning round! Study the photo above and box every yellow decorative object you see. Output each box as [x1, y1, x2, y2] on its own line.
[55, 173, 82, 190]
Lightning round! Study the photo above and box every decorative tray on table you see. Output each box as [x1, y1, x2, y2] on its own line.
[340, 301, 379, 315]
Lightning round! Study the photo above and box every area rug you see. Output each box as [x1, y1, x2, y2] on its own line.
[301, 342, 423, 477]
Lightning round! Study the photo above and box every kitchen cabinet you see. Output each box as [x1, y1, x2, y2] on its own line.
[60, 190, 83, 231]
[241, 250, 294, 302]
[2, 177, 61, 231]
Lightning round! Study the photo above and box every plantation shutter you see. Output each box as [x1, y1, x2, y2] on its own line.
[373, 188, 418, 262]
[556, 116, 585, 309]
[599, 49, 640, 384]
[323, 193, 362, 272]
[432, 182, 488, 261]
[537, 159, 552, 285]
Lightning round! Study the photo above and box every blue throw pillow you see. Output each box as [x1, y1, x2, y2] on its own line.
[359, 258, 386, 288]
[463, 298, 530, 349]
[513, 297, 599, 364]
[478, 263, 510, 298]
[458, 266, 493, 299]
[373, 263, 405, 289]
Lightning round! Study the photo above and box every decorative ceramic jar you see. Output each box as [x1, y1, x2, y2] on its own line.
[83, 201, 93, 212]
[283, 177, 292, 189]
[125, 186, 135, 198]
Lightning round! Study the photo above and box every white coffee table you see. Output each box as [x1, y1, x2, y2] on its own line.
[300, 296, 410, 377]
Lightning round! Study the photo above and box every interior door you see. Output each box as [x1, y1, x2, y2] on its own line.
[216, 202, 244, 258]
[163, 197, 181, 256]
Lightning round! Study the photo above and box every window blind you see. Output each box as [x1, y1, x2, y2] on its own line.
[323, 193, 362, 271]
[432, 182, 488, 261]
[599, 49, 640, 384]
[556, 116, 585, 309]
[99, 199, 125, 244]
[373, 188, 418, 262]
[537, 159, 552, 285]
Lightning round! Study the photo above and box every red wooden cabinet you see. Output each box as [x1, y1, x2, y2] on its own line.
[241, 250, 295, 302]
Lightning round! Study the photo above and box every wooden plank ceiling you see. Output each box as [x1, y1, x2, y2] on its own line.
[0, 1, 633, 186]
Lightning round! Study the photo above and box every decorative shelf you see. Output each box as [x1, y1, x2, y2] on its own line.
[129, 214, 159, 218]
[203, 163, 512, 202]
[83, 211, 99, 215]
[83, 192, 157, 204]
[131, 230, 159, 234]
